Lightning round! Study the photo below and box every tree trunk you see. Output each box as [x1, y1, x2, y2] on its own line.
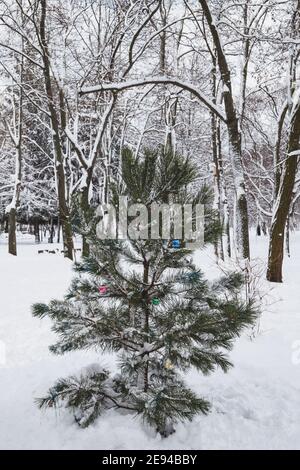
[274, 104, 289, 198]
[286, 218, 291, 258]
[139, 260, 150, 393]
[8, 208, 17, 256]
[80, 183, 91, 257]
[49, 217, 55, 243]
[57, 218, 61, 244]
[199, 0, 250, 260]
[267, 1, 300, 282]
[40, 0, 73, 260]
[267, 96, 300, 282]
[211, 55, 225, 261]
[257, 223, 261, 237]
[7, 52, 23, 256]
[34, 218, 40, 243]
[7, 147, 22, 255]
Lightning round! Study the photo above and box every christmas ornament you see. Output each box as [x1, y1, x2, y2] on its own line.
[172, 239, 181, 249]
[99, 286, 108, 296]
[152, 298, 160, 306]
[165, 359, 174, 370]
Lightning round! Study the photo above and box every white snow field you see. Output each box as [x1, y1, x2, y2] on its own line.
[0, 233, 300, 450]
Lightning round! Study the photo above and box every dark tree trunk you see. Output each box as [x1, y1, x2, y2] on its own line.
[274, 104, 289, 198]
[257, 224, 261, 237]
[49, 217, 55, 243]
[81, 183, 91, 258]
[142, 260, 150, 393]
[8, 209, 17, 256]
[40, 0, 73, 260]
[225, 212, 231, 258]
[7, 53, 23, 256]
[267, 0, 300, 283]
[286, 218, 291, 258]
[57, 217, 61, 243]
[267, 99, 300, 282]
[34, 219, 40, 243]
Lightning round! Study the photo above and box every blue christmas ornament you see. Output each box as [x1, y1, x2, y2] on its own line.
[172, 240, 181, 249]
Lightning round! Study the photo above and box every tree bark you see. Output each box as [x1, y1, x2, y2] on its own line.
[8, 208, 17, 256]
[49, 217, 55, 243]
[267, 1, 300, 283]
[286, 217, 291, 258]
[34, 218, 40, 243]
[40, 0, 73, 260]
[80, 182, 91, 257]
[8, 141, 22, 256]
[267, 99, 300, 282]
[7, 92, 23, 255]
[211, 113, 224, 260]
[199, 0, 250, 260]
[274, 104, 289, 198]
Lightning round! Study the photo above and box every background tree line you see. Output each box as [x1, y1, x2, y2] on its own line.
[0, 0, 299, 283]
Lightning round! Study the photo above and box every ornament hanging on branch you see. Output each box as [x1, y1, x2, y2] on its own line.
[172, 240, 181, 249]
[99, 286, 108, 296]
[32, 146, 258, 438]
[165, 359, 174, 370]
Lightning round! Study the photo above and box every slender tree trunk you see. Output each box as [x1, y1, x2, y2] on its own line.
[139, 260, 150, 393]
[257, 223, 261, 237]
[8, 143, 22, 256]
[49, 217, 55, 243]
[199, 0, 250, 260]
[286, 217, 291, 258]
[80, 181, 91, 257]
[34, 218, 40, 243]
[211, 55, 225, 261]
[40, 0, 73, 260]
[57, 217, 61, 243]
[8, 208, 17, 256]
[217, 120, 232, 258]
[274, 104, 289, 198]
[224, 204, 231, 258]
[7, 45, 23, 256]
[159, 2, 177, 155]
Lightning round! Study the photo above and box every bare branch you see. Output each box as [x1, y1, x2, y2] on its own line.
[80, 77, 227, 122]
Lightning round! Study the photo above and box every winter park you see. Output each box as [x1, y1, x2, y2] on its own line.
[0, 0, 300, 453]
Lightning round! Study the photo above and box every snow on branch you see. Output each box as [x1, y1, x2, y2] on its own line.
[65, 127, 88, 170]
[80, 77, 227, 122]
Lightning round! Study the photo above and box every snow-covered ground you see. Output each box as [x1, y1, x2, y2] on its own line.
[0, 233, 300, 450]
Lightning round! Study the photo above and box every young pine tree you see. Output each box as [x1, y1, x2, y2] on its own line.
[32, 148, 258, 436]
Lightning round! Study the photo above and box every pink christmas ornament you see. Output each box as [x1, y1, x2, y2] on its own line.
[99, 286, 108, 295]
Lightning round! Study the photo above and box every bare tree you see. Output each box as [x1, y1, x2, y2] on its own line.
[267, 0, 300, 283]
[4, 81, 23, 256]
